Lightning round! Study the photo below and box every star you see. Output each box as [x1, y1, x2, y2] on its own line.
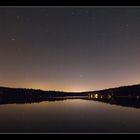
[16, 15, 20, 20]
[10, 36, 16, 41]
[45, 13, 49, 17]
[11, 38, 16, 41]
[126, 24, 129, 27]
[17, 47, 22, 52]
[79, 75, 84, 78]
[72, 12, 75, 16]
[85, 10, 89, 14]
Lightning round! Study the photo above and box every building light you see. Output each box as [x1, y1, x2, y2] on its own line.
[108, 94, 112, 99]
[95, 94, 98, 99]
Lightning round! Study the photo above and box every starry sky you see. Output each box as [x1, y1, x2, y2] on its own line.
[0, 6, 140, 92]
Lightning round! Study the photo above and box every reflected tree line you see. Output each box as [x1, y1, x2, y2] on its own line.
[0, 85, 140, 109]
[0, 87, 87, 105]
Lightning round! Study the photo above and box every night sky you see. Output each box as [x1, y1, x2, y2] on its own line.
[0, 7, 140, 92]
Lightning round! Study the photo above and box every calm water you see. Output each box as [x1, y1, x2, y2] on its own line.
[0, 98, 140, 133]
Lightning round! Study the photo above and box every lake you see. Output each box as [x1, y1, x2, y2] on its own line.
[0, 98, 140, 133]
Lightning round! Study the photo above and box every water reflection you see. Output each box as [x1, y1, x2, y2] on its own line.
[0, 95, 87, 105]
[0, 92, 140, 109]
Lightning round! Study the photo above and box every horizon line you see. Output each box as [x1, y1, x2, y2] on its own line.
[0, 83, 140, 93]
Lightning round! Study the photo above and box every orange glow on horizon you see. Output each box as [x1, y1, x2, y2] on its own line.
[1, 81, 140, 92]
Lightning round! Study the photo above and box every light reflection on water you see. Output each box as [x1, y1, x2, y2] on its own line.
[0, 99, 140, 133]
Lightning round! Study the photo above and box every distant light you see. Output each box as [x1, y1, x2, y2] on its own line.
[95, 94, 98, 99]
[90, 94, 93, 98]
[90, 93, 98, 99]
[108, 94, 112, 99]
